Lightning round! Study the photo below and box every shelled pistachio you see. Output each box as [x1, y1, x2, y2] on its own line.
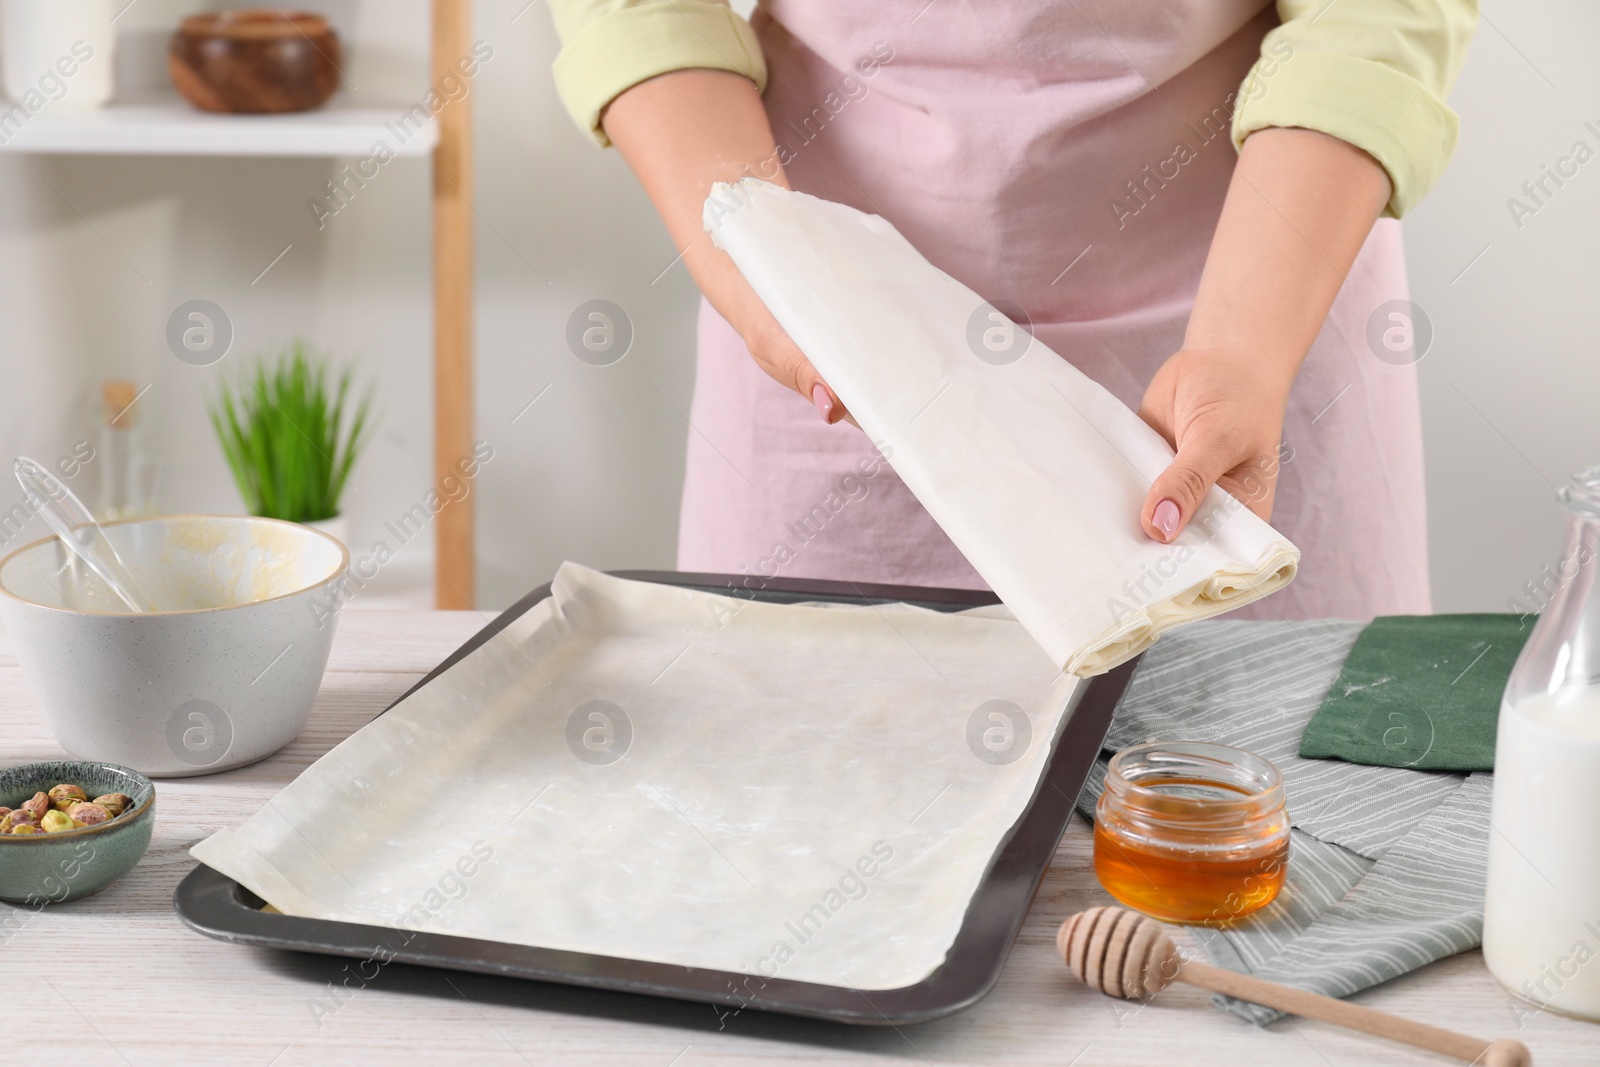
[47, 784, 87, 811]
[93, 794, 131, 818]
[40, 810, 74, 833]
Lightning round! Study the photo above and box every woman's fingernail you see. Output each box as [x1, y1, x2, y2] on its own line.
[812, 383, 833, 422]
[1153, 499, 1180, 542]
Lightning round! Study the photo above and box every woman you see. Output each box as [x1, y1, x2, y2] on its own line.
[547, 0, 1474, 619]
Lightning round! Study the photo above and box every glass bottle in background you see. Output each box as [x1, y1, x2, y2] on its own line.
[1484, 467, 1600, 1020]
[95, 379, 159, 521]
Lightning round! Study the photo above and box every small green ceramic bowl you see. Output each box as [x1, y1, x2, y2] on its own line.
[0, 761, 155, 904]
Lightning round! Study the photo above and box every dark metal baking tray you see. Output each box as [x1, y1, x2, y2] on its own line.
[174, 570, 1136, 1025]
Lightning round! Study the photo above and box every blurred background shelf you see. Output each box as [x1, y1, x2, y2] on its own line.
[0, 91, 438, 157]
[0, 0, 477, 610]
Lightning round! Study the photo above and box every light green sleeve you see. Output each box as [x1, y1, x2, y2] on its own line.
[548, 0, 767, 147]
[1231, 0, 1478, 217]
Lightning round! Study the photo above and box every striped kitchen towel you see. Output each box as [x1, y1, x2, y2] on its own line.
[1075, 619, 1490, 1025]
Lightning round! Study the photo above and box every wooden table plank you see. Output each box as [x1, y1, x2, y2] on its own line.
[1, 611, 1591, 1066]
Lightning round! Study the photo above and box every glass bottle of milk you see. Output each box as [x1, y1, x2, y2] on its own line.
[1484, 468, 1600, 1020]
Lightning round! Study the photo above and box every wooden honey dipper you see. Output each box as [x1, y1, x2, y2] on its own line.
[1058, 907, 1532, 1066]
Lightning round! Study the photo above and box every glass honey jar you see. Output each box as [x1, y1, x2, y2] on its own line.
[1094, 741, 1289, 925]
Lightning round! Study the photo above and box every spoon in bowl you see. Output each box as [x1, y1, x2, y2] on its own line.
[13, 457, 156, 613]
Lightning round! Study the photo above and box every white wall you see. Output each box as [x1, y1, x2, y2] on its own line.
[0, 1, 1592, 613]
[1405, 3, 1600, 613]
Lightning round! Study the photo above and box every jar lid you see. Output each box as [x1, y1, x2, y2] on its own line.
[1558, 467, 1600, 521]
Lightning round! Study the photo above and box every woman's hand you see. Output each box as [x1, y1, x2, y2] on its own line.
[707, 255, 852, 425]
[601, 69, 849, 425]
[1141, 127, 1393, 542]
[1138, 347, 1291, 541]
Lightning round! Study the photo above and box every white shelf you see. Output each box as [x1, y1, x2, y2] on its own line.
[0, 92, 438, 157]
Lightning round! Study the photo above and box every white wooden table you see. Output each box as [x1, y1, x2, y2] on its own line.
[3, 610, 1592, 1066]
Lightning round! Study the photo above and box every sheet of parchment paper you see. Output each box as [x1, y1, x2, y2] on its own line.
[192, 564, 1080, 990]
[705, 178, 1299, 676]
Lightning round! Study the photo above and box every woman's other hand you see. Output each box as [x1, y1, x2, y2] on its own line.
[1138, 347, 1290, 540]
[1140, 127, 1393, 542]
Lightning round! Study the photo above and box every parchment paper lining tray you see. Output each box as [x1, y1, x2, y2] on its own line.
[192, 564, 1090, 992]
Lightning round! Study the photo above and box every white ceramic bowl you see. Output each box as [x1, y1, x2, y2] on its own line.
[0, 515, 348, 777]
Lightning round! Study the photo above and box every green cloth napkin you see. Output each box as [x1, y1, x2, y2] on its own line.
[1297, 614, 1532, 772]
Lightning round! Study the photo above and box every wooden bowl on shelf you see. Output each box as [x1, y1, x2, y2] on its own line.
[168, 9, 341, 114]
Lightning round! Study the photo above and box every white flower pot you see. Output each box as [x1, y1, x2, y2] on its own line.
[0, 0, 115, 112]
[304, 515, 348, 550]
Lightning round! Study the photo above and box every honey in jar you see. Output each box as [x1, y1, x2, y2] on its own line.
[1093, 741, 1289, 925]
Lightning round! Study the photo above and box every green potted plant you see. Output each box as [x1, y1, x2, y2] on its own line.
[209, 340, 374, 546]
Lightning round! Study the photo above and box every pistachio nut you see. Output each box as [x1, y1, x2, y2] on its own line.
[92, 793, 132, 818]
[48, 784, 88, 811]
[21, 792, 50, 821]
[66, 802, 109, 826]
[40, 810, 74, 833]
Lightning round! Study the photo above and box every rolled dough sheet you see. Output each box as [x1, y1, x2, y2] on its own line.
[704, 178, 1300, 676]
[192, 564, 1081, 990]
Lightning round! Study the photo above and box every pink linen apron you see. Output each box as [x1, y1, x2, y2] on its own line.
[677, 0, 1432, 621]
